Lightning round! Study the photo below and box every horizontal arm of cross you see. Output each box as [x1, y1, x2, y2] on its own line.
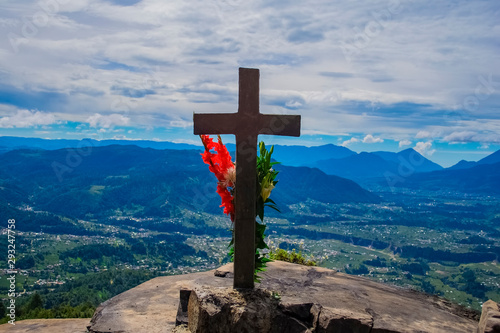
[193, 113, 239, 135]
[194, 113, 301, 137]
[259, 114, 301, 137]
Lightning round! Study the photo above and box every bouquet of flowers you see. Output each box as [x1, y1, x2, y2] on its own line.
[200, 135, 280, 282]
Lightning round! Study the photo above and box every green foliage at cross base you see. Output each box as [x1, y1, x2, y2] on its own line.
[268, 248, 317, 266]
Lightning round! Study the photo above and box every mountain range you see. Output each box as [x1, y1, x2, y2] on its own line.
[0, 145, 379, 220]
[0, 136, 499, 200]
[0, 136, 444, 180]
[0, 136, 365, 169]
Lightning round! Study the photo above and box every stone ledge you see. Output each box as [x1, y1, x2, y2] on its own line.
[88, 261, 479, 333]
[478, 300, 500, 333]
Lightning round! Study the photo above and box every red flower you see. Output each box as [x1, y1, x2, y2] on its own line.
[217, 185, 235, 221]
[200, 135, 235, 222]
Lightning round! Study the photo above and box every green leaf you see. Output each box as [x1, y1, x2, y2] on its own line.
[253, 141, 282, 282]
[255, 222, 266, 234]
[258, 209, 264, 222]
[256, 239, 267, 250]
[266, 205, 281, 213]
[265, 198, 277, 205]
[261, 257, 272, 263]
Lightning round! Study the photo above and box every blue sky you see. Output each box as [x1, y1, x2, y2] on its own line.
[0, 0, 499, 167]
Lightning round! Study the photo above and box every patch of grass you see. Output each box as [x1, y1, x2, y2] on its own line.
[268, 248, 316, 266]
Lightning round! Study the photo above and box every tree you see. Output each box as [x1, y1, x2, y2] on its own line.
[26, 293, 43, 312]
[421, 280, 436, 294]
[0, 301, 6, 318]
[17, 256, 35, 269]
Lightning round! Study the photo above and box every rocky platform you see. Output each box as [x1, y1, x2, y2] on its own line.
[86, 261, 479, 333]
[0, 261, 485, 333]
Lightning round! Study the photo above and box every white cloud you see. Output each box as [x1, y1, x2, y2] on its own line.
[285, 100, 303, 108]
[362, 134, 383, 143]
[111, 135, 141, 141]
[170, 138, 203, 145]
[86, 113, 130, 128]
[442, 130, 500, 144]
[415, 131, 432, 139]
[341, 137, 359, 147]
[399, 139, 412, 148]
[443, 131, 477, 143]
[414, 141, 436, 156]
[0, 109, 57, 128]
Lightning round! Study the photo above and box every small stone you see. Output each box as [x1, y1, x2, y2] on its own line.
[478, 300, 500, 333]
[214, 270, 233, 278]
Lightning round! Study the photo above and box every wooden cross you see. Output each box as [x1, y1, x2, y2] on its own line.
[193, 68, 301, 289]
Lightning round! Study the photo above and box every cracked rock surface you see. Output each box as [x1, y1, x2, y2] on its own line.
[86, 261, 478, 333]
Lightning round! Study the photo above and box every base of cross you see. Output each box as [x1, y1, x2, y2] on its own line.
[86, 261, 481, 333]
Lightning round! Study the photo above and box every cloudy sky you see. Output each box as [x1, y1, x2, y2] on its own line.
[0, 0, 499, 166]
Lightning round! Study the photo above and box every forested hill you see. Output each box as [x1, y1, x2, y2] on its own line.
[0, 145, 379, 220]
[397, 161, 500, 195]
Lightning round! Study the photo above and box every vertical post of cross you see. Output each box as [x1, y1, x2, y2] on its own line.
[234, 68, 259, 288]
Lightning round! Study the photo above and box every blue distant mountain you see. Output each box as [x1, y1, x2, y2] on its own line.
[448, 160, 477, 170]
[313, 148, 442, 181]
[314, 152, 396, 180]
[271, 144, 356, 166]
[224, 142, 355, 167]
[374, 148, 443, 172]
[477, 149, 500, 166]
[447, 150, 500, 170]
